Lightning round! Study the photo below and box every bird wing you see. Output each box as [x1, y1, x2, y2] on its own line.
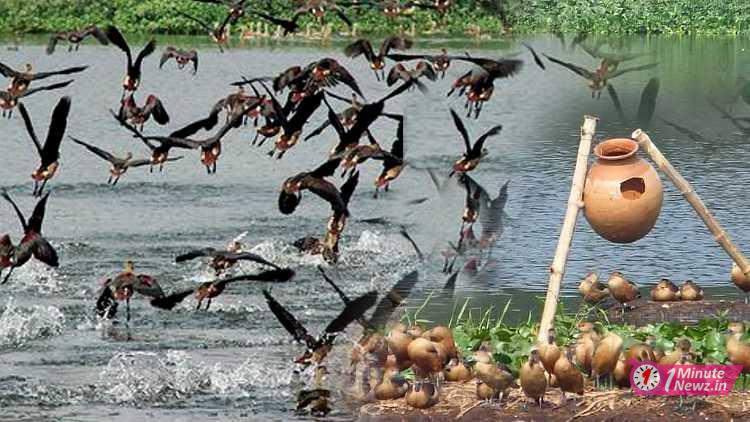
[333, 7, 353, 28]
[523, 43, 546, 70]
[311, 157, 342, 178]
[0, 61, 20, 78]
[16, 80, 73, 99]
[175, 247, 218, 262]
[542, 54, 594, 79]
[134, 275, 165, 298]
[31, 65, 88, 81]
[82, 25, 110, 45]
[105, 26, 133, 66]
[286, 91, 323, 132]
[415, 61, 437, 81]
[443, 271, 458, 295]
[344, 39, 375, 62]
[220, 251, 281, 269]
[273, 66, 302, 91]
[323, 60, 364, 99]
[636, 77, 660, 128]
[220, 268, 296, 285]
[0, 190, 28, 232]
[249, 11, 300, 35]
[367, 271, 418, 327]
[46, 33, 62, 55]
[318, 266, 352, 304]
[69, 136, 116, 163]
[340, 170, 359, 205]
[29, 235, 59, 267]
[324, 290, 378, 334]
[607, 62, 658, 79]
[40, 96, 71, 168]
[303, 120, 331, 141]
[17, 103, 44, 158]
[170, 113, 218, 138]
[150, 288, 195, 310]
[380, 36, 412, 57]
[606, 84, 627, 122]
[134, 39, 157, 73]
[385, 53, 425, 62]
[263, 289, 316, 348]
[159, 47, 176, 68]
[386, 64, 407, 87]
[472, 124, 502, 156]
[145, 95, 170, 125]
[305, 178, 348, 216]
[449, 108, 471, 153]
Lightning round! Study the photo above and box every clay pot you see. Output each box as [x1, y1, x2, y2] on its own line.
[583, 138, 663, 243]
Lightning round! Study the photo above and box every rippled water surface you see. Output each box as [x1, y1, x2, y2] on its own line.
[0, 35, 749, 420]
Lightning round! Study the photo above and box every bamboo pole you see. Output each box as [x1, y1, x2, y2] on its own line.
[631, 129, 750, 281]
[537, 115, 598, 343]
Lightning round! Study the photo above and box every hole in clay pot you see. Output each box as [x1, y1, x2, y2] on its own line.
[620, 177, 645, 200]
[602, 147, 632, 157]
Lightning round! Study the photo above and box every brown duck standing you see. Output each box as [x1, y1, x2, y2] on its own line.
[607, 271, 641, 317]
[405, 381, 439, 409]
[651, 278, 680, 301]
[422, 325, 457, 362]
[466, 351, 515, 402]
[538, 328, 561, 374]
[659, 339, 692, 365]
[612, 354, 630, 387]
[579, 272, 609, 303]
[679, 280, 703, 301]
[553, 346, 584, 402]
[407, 337, 446, 382]
[444, 356, 473, 382]
[591, 331, 623, 388]
[726, 322, 750, 379]
[374, 355, 410, 400]
[520, 349, 547, 407]
[386, 323, 415, 371]
[575, 321, 600, 375]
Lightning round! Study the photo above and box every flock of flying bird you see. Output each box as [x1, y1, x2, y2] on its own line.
[0, 0, 678, 417]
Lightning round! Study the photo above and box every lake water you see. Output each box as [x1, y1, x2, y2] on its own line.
[0, 34, 749, 420]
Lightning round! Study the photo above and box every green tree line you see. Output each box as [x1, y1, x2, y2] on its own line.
[0, 0, 748, 35]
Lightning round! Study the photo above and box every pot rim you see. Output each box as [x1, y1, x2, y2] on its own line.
[594, 138, 640, 161]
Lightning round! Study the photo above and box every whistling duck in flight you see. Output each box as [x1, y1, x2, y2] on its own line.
[18, 97, 71, 197]
[175, 241, 281, 275]
[448, 56, 523, 118]
[325, 81, 414, 157]
[46, 25, 109, 54]
[344, 37, 413, 80]
[115, 109, 241, 174]
[387, 61, 436, 91]
[263, 288, 377, 368]
[293, 172, 359, 263]
[0, 191, 59, 285]
[113, 110, 217, 172]
[0, 80, 72, 118]
[279, 158, 349, 215]
[304, 92, 363, 142]
[212, 82, 269, 127]
[282, 58, 365, 105]
[106, 26, 156, 95]
[478, 180, 508, 249]
[152, 268, 295, 311]
[118, 94, 169, 130]
[176, 8, 235, 52]
[292, 0, 355, 28]
[192, 0, 249, 23]
[95, 261, 164, 322]
[374, 115, 405, 197]
[0, 61, 87, 97]
[543, 53, 657, 99]
[261, 84, 324, 159]
[388, 49, 452, 78]
[449, 108, 502, 176]
[69, 136, 182, 186]
[159, 47, 199, 74]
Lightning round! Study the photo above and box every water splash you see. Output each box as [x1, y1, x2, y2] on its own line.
[3, 262, 64, 295]
[100, 350, 293, 403]
[0, 298, 65, 348]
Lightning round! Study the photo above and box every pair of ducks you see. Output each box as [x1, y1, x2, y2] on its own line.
[579, 271, 640, 316]
[651, 278, 704, 301]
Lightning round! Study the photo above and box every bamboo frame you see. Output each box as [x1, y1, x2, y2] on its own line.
[537, 115, 598, 342]
[631, 129, 750, 281]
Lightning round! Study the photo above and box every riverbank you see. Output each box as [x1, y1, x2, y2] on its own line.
[0, 0, 748, 36]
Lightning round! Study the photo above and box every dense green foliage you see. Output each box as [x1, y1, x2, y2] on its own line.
[0, 0, 748, 36]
